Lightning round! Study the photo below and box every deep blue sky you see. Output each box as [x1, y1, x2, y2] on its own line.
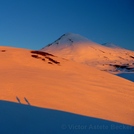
[0, 0, 134, 50]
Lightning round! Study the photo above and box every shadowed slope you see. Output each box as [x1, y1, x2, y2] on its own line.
[0, 100, 134, 134]
[117, 73, 134, 82]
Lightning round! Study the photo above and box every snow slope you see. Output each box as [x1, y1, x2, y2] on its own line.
[1, 100, 134, 134]
[41, 33, 134, 74]
[0, 46, 134, 127]
[117, 73, 134, 82]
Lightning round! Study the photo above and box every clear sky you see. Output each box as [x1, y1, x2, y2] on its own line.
[0, 0, 134, 50]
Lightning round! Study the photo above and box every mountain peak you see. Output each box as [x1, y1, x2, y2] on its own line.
[44, 33, 91, 48]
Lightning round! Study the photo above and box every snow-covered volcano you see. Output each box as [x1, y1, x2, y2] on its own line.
[41, 33, 101, 55]
[41, 33, 134, 74]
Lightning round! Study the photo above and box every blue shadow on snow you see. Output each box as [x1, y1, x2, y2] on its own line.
[0, 100, 133, 134]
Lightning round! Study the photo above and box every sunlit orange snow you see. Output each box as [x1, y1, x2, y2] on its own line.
[0, 46, 134, 126]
